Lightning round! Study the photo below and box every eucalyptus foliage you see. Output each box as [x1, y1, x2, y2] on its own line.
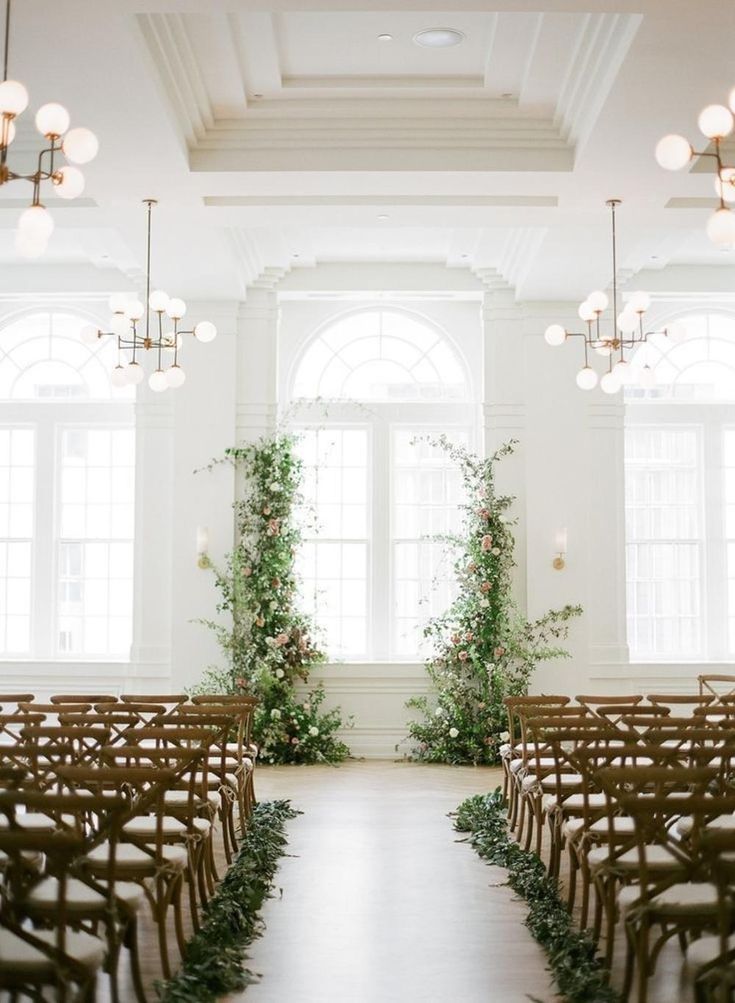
[196, 435, 350, 764]
[156, 799, 299, 1002]
[407, 438, 581, 765]
[454, 790, 620, 1003]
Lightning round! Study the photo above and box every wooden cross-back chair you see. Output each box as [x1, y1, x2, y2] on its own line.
[689, 828, 735, 1003]
[502, 695, 570, 826]
[19, 724, 112, 794]
[595, 765, 735, 1002]
[699, 674, 735, 701]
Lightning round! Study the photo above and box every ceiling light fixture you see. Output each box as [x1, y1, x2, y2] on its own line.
[656, 88, 735, 248]
[543, 200, 686, 394]
[377, 33, 393, 42]
[413, 27, 465, 48]
[80, 200, 217, 392]
[377, 214, 390, 221]
[0, 0, 98, 258]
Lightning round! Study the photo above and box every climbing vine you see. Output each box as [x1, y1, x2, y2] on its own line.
[407, 437, 581, 765]
[195, 434, 350, 764]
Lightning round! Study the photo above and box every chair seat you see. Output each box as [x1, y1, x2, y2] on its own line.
[588, 843, 684, 873]
[165, 789, 219, 810]
[85, 841, 187, 875]
[589, 815, 635, 836]
[124, 815, 211, 838]
[619, 881, 719, 916]
[0, 849, 43, 871]
[0, 927, 105, 976]
[686, 932, 735, 969]
[27, 877, 144, 913]
[0, 812, 77, 831]
[560, 792, 606, 810]
[541, 772, 583, 790]
[562, 817, 586, 840]
[676, 812, 735, 839]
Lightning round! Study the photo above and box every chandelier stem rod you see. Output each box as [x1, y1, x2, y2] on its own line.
[145, 200, 152, 343]
[2, 0, 10, 83]
[610, 200, 618, 336]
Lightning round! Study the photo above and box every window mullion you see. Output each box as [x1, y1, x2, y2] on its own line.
[33, 414, 56, 658]
[703, 416, 726, 659]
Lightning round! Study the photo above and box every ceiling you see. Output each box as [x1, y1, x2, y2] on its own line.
[0, 0, 734, 303]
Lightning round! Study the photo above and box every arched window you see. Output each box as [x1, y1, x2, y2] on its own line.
[288, 307, 475, 661]
[624, 311, 735, 661]
[0, 311, 135, 659]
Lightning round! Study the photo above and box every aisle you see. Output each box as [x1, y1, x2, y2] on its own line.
[233, 761, 552, 1003]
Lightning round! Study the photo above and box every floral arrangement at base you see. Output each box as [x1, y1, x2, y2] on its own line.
[406, 438, 581, 766]
[195, 434, 350, 765]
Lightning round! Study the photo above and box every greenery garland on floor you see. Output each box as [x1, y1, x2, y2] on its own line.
[157, 799, 300, 1002]
[195, 434, 350, 764]
[454, 790, 620, 1003]
[407, 437, 581, 765]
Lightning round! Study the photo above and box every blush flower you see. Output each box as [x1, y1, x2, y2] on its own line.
[458, 650, 469, 662]
[480, 581, 491, 593]
[481, 535, 493, 551]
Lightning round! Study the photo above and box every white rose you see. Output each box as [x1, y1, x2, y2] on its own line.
[270, 482, 282, 492]
[480, 598, 490, 608]
[449, 727, 459, 738]
[492, 547, 501, 556]
[275, 668, 285, 679]
[309, 726, 319, 737]
[434, 707, 444, 717]
[269, 600, 278, 610]
[270, 709, 281, 720]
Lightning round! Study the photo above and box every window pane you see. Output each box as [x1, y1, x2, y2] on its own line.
[56, 426, 135, 657]
[625, 426, 702, 658]
[294, 428, 369, 659]
[0, 429, 34, 654]
[392, 429, 467, 659]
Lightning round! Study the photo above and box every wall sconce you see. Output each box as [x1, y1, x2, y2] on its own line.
[196, 526, 211, 569]
[553, 528, 567, 571]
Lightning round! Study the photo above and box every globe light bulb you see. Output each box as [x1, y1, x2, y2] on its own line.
[655, 133, 693, 171]
[80, 324, 99, 345]
[126, 362, 145, 385]
[35, 102, 70, 138]
[110, 313, 130, 337]
[108, 293, 128, 314]
[666, 320, 687, 343]
[600, 371, 620, 394]
[166, 365, 186, 388]
[578, 301, 596, 323]
[53, 165, 85, 200]
[639, 365, 656, 390]
[149, 369, 168, 392]
[576, 366, 598, 390]
[148, 289, 169, 312]
[544, 324, 566, 346]
[587, 290, 609, 313]
[166, 297, 186, 320]
[698, 103, 734, 140]
[617, 311, 638, 334]
[627, 290, 651, 313]
[706, 207, 735, 248]
[110, 365, 128, 388]
[194, 321, 217, 343]
[0, 79, 29, 117]
[61, 127, 98, 164]
[18, 205, 54, 242]
[612, 359, 632, 385]
[1, 120, 16, 148]
[125, 299, 145, 321]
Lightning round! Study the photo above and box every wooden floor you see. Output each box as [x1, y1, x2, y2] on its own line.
[230, 761, 552, 1003]
[87, 760, 703, 1003]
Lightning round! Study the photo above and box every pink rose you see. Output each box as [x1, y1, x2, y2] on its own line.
[243, 567, 252, 577]
[494, 646, 505, 659]
[464, 631, 473, 642]
[458, 650, 469, 662]
[481, 535, 493, 551]
[291, 737, 300, 745]
[274, 632, 289, 647]
[479, 508, 490, 519]
[266, 518, 280, 536]
[235, 677, 247, 689]
[481, 581, 491, 593]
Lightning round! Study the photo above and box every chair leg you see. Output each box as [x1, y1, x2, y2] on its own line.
[173, 874, 188, 960]
[566, 843, 578, 915]
[635, 919, 651, 1003]
[125, 916, 147, 1003]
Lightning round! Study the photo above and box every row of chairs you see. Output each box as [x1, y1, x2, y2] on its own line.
[0, 691, 258, 1002]
[501, 683, 735, 1002]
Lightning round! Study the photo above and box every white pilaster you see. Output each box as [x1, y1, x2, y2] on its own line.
[236, 283, 280, 443]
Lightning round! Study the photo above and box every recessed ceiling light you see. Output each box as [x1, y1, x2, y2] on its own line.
[377, 214, 390, 221]
[413, 27, 465, 48]
[252, 93, 263, 99]
[292, 253, 300, 258]
[377, 33, 393, 42]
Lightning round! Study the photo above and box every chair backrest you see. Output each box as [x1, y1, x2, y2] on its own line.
[575, 694, 643, 711]
[19, 725, 112, 790]
[49, 694, 118, 705]
[698, 674, 735, 700]
[503, 695, 571, 750]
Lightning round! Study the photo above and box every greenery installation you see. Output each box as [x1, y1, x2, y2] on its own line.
[157, 799, 300, 1002]
[196, 434, 350, 764]
[454, 791, 620, 1003]
[407, 438, 581, 765]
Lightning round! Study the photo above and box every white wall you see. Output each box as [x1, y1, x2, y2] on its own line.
[4, 271, 733, 754]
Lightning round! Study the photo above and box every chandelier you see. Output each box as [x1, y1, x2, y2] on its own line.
[80, 200, 217, 391]
[0, 0, 98, 257]
[543, 200, 686, 393]
[655, 92, 735, 248]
